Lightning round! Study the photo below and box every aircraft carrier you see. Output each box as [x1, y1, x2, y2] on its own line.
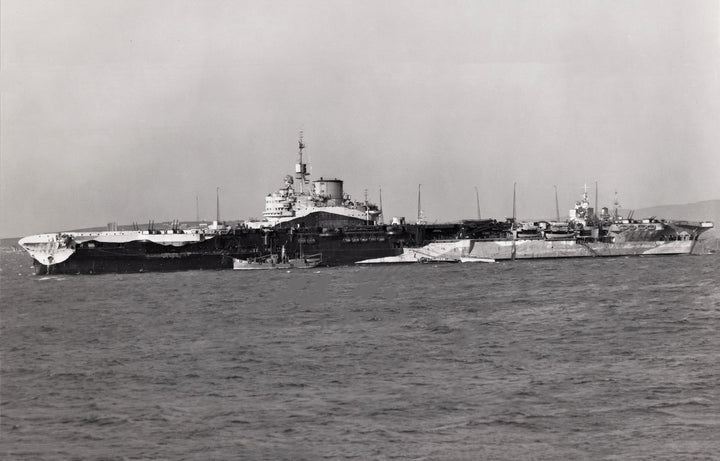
[19, 136, 714, 274]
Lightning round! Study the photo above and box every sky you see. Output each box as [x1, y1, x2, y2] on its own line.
[1, 0, 719, 237]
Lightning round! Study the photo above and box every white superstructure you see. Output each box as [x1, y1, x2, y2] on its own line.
[248, 134, 381, 228]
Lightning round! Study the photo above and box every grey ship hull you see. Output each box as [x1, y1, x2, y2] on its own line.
[470, 238, 699, 259]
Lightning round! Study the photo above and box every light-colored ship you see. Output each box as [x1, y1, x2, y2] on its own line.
[357, 187, 714, 264]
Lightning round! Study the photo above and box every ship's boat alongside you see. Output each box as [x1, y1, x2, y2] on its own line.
[232, 246, 322, 270]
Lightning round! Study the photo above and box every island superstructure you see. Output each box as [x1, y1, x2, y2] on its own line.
[250, 134, 381, 228]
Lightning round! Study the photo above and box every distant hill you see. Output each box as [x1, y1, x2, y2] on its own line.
[1, 237, 20, 248]
[626, 200, 720, 223]
[623, 200, 719, 243]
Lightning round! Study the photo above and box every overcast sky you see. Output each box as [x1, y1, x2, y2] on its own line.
[2, 0, 719, 237]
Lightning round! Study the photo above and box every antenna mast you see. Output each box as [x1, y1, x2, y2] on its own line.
[511, 182, 517, 261]
[295, 132, 309, 194]
[613, 190, 620, 219]
[216, 187, 220, 222]
[512, 182, 517, 223]
[417, 184, 422, 224]
[554, 185, 560, 222]
[379, 186, 384, 224]
[475, 186, 481, 219]
[595, 181, 599, 220]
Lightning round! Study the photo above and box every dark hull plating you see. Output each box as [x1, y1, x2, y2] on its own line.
[31, 227, 409, 275]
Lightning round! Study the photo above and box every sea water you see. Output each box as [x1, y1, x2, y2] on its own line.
[1, 251, 719, 460]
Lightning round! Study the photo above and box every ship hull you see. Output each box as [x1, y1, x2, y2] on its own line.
[28, 230, 406, 275]
[20, 215, 712, 274]
[32, 252, 232, 275]
[468, 238, 698, 260]
[356, 238, 700, 265]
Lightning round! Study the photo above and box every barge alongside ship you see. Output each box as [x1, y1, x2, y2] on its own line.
[18, 137, 714, 274]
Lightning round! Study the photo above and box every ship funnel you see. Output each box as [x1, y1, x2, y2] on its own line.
[313, 178, 343, 205]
